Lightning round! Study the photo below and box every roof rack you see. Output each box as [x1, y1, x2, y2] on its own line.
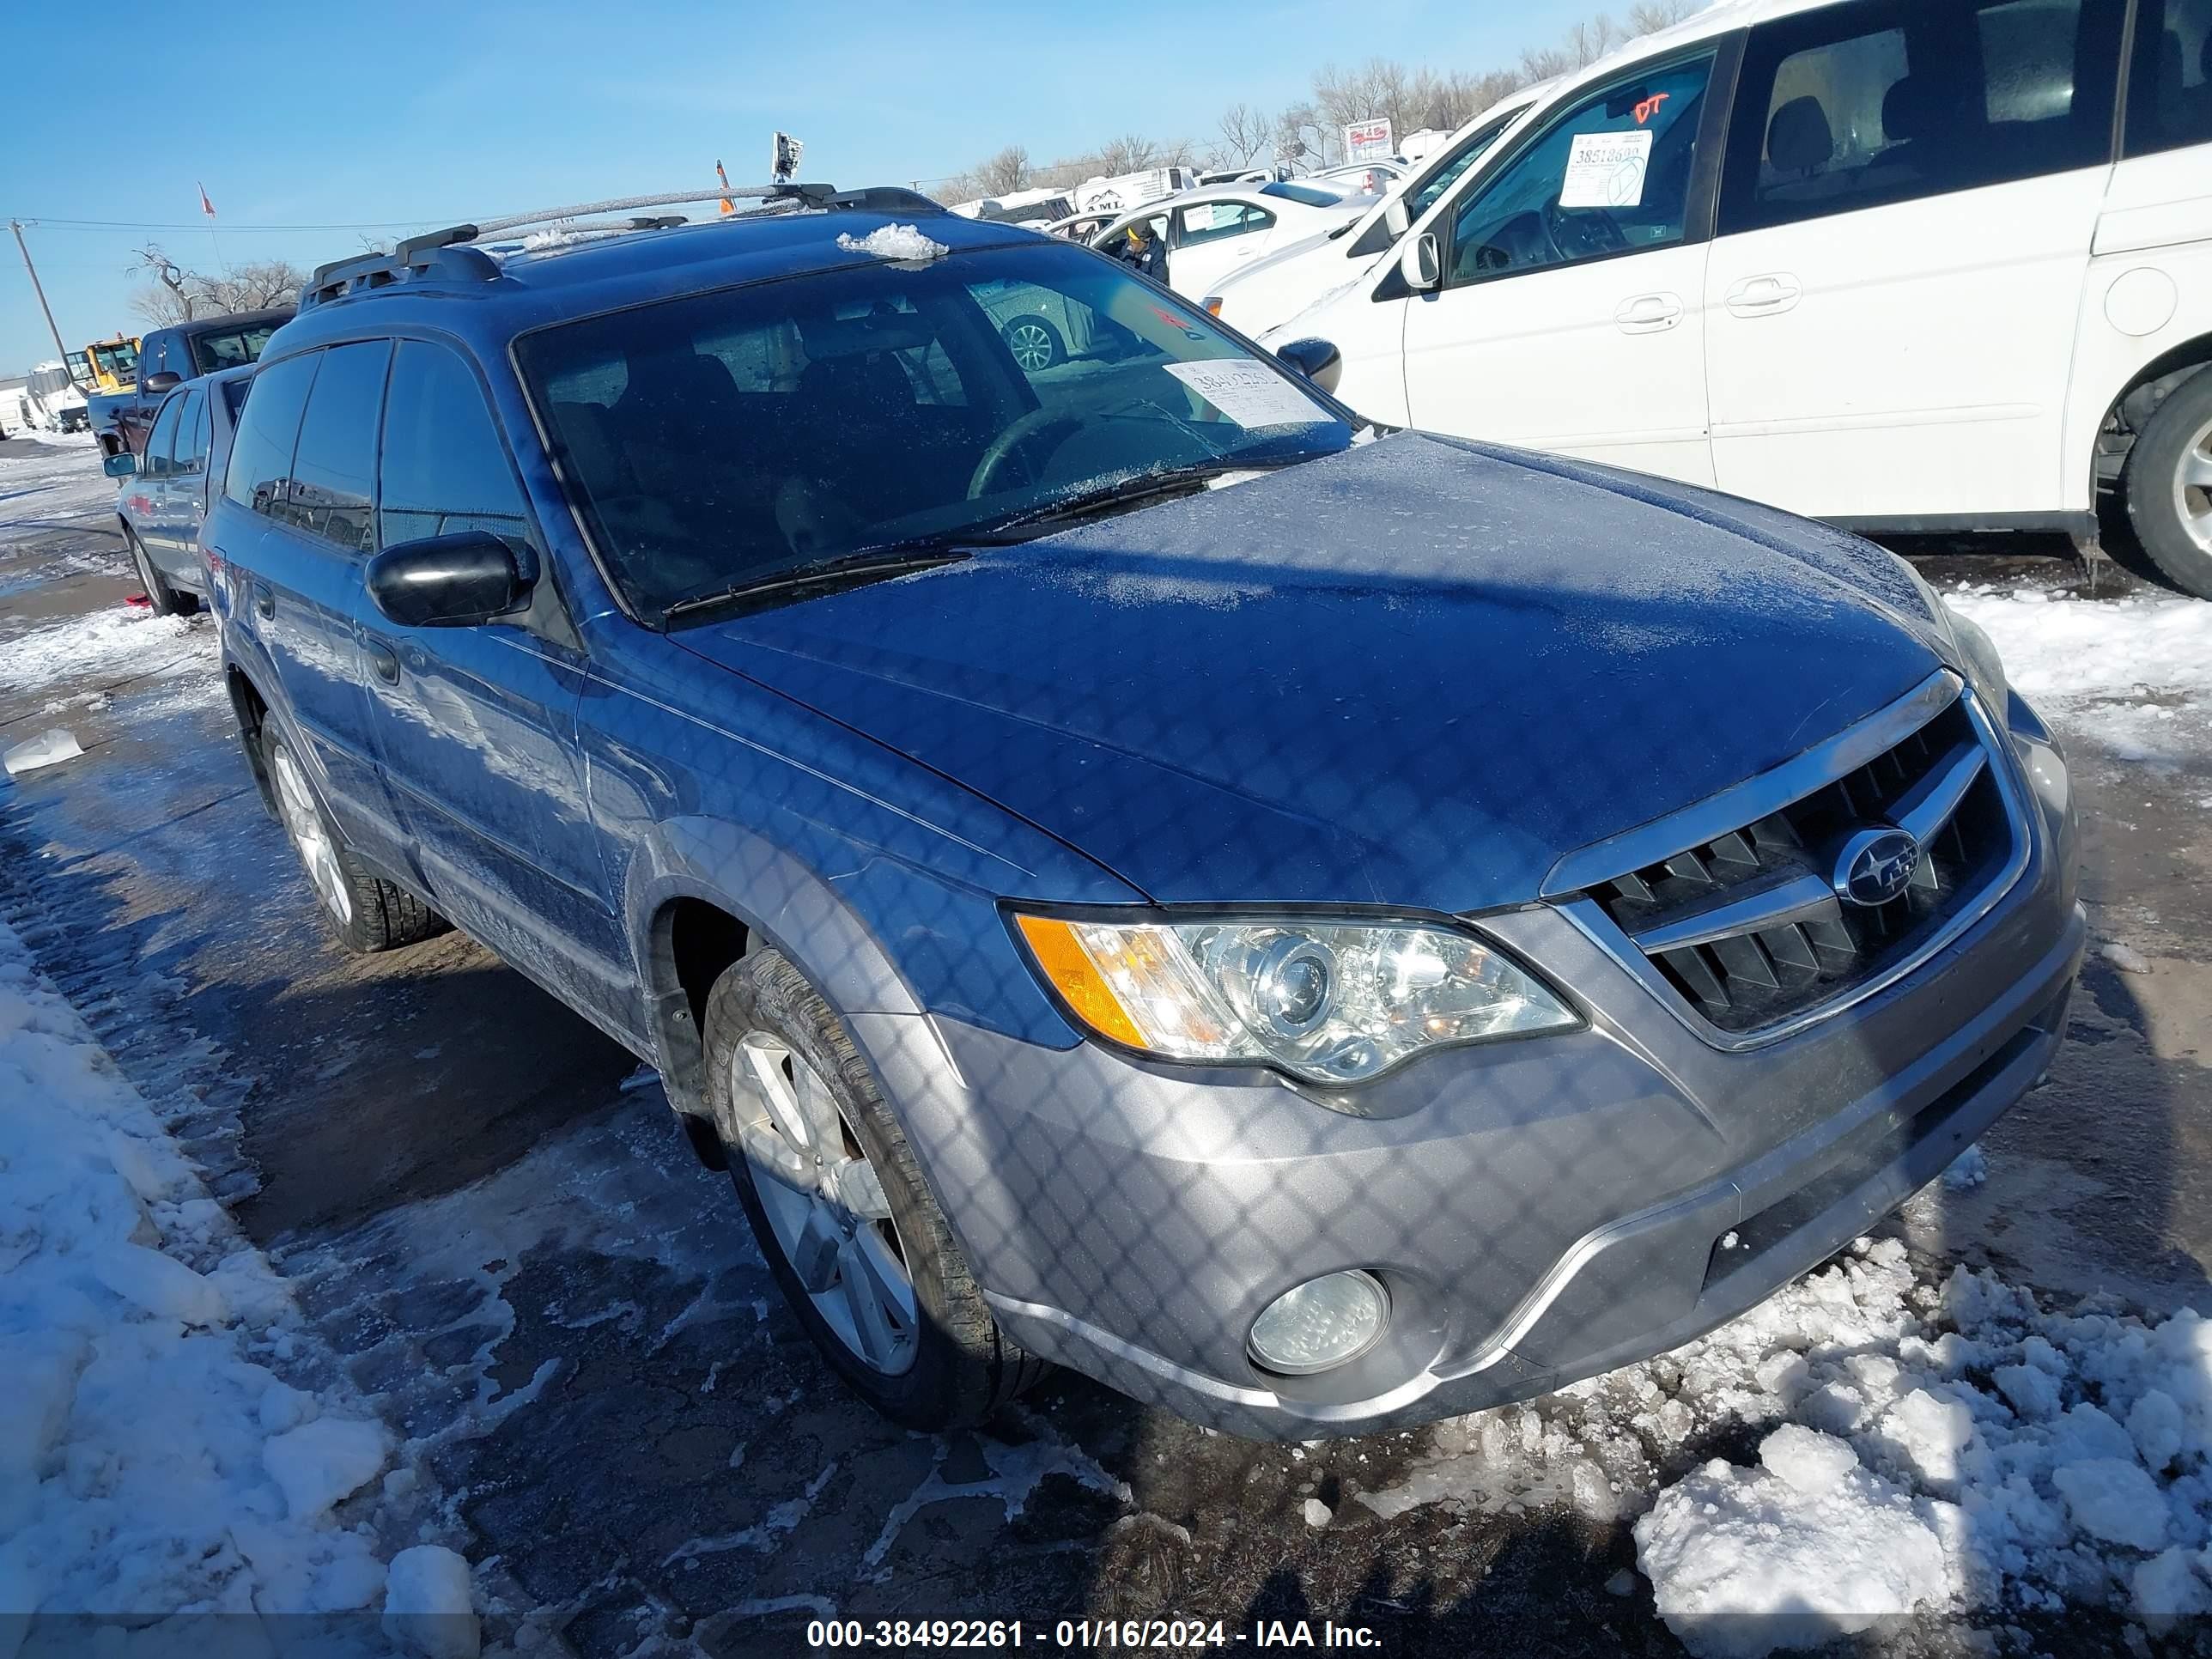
[299, 181, 949, 311]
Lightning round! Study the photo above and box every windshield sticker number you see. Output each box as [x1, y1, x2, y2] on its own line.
[1559, 129, 1653, 210]
[1164, 360, 1332, 428]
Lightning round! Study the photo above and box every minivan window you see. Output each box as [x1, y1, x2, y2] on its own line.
[1718, 0, 2124, 235]
[1443, 53, 1716, 286]
[2125, 0, 2212, 155]
[377, 341, 531, 549]
[285, 340, 391, 551]
[223, 352, 319, 515]
[143, 394, 185, 480]
[514, 240, 1350, 621]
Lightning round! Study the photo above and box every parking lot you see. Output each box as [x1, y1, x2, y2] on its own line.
[5, 429, 2209, 1656]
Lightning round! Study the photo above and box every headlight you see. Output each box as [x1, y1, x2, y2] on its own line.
[1940, 600, 2009, 714]
[1012, 912, 1578, 1085]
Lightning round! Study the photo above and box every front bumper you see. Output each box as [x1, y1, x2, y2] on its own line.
[852, 706, 2083, 1440]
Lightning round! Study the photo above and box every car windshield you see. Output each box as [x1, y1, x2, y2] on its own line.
[192, 325, 281, 374]
[514, 238, 1354, 623]
[92, 341, 139, 378]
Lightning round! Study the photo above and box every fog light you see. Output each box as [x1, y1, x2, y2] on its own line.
[1248, 1270, 1389, 1376]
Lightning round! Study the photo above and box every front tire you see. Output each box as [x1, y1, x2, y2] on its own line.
[126, 526, 196, 617]
[2124, 368, 2212, 599]
[263, 729, 443, 954]
[706, 948, 1044, 1430]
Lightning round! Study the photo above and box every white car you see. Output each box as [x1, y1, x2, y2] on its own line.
[1090, 181, 1373, 301]
[1205, 88, 1551, 336]
[1270, 0, 2212, 599]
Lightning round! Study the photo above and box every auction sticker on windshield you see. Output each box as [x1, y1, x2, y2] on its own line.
[1559, 129, 1652, 209]
[1164, 360, 1333, 428]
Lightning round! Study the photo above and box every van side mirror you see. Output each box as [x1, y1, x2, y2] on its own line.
[143, 371, 182, 393]
[1274, 337, 1343, 396]
[1384, 198, 1411, 237]
[366, 532, 530, 628]
[103, 452, 137, 478]
[1399, 232, 1441, 292]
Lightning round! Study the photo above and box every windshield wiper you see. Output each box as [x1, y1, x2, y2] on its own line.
[660, 545, 972, 627]
[981, 458, 1303, 538]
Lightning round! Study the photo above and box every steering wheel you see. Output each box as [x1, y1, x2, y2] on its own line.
[1543, 198, 1629, 263]
[967, 408, 1082, 501]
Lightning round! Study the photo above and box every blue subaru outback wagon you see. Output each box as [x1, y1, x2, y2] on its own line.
[208, 187, 2083, 1438]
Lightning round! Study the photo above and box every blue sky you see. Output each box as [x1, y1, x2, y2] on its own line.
[1, 0, 1585, 374]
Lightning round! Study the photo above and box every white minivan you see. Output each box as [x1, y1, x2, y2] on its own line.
[1271, 0, 2212, 597]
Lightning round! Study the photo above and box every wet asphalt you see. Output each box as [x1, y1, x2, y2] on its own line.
[2, 435, 2208, 1659]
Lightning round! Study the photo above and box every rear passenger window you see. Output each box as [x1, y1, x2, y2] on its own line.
[171, 390, 206, 476]
[286, 341, 391, 551]
[1719, 0, 2124, 234]
[224, 353, 320, 515]
[2127, 0, 2212, 155]
[378, 342, 530, 547]
[143, 396, 185, 480]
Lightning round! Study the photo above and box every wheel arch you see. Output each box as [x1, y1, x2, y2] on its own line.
[2085, 329, 2212, 497]
[629, 820, 926, 1125]
[224, 662, 281, 821]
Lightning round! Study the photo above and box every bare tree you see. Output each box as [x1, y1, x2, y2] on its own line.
[127, 247, 307, 325]
[128, 246, 195, 325]
[195, 260, 307, 313]
[1213, 103, 1272, 168]
[1627, 0, 1700, 34]
[1093, 131, 1165, 175]
[975, 144, 1030, 196]
[1273, 101, 1330, 170]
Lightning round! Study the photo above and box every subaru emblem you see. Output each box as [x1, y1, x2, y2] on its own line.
[1833, 826, 1922, 908]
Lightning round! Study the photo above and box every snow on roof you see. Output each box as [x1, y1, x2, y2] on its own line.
[835, 223, 951, 262]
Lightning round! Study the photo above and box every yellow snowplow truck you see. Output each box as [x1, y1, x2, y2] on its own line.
[80, 335, 141, 395]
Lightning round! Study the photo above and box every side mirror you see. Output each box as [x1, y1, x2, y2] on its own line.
[1384, 198, 1411, 237]
[143, 371, 182, 393]
[103, 452, 137, 478]
[1398, 232, 1441, 293]
[366, 532, 529, 628]
[1274, 337, 1344, 396]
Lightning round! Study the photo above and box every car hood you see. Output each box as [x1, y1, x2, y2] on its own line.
[676, 434, 1946, 911]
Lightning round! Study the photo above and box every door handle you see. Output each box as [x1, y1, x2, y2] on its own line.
[253, 584, 274, 620]
[364, 638, 401, 685]
[1725, 272, 1802, 317]
[1614, 292, 1684, 334]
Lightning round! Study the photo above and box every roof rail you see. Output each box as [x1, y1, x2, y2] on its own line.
[296, 181, 949, 311]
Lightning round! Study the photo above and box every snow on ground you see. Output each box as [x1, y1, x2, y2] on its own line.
[0, 915, 474, 1654]
[1361, 1234, 2212, 1656]
[0, 608, 216, 700]
[0, 443, 112, 553]
[1948, 587, 2212, 763]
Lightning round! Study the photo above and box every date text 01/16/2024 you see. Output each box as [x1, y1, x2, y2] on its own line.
[805, 1619, 1386, 1650]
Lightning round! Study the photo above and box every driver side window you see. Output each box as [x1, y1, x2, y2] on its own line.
[1444, 52, 1717, 287]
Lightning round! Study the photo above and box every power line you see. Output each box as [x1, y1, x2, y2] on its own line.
[3, 216, 435, 234]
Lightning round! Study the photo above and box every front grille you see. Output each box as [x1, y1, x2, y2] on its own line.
[1588, 695, 2016, 1034]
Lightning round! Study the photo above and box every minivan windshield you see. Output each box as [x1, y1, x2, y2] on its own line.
[514, 239, 1353, 623]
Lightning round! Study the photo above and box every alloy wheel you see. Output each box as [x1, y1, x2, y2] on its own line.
[2174, 412, 2212, 557]
[269, 743, 354, 927]
[1006, 322, 1055, 372]
[732, 1030, 918, 1375]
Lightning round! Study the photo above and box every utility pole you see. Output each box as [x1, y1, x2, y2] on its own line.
[9, 220, 71, 367]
